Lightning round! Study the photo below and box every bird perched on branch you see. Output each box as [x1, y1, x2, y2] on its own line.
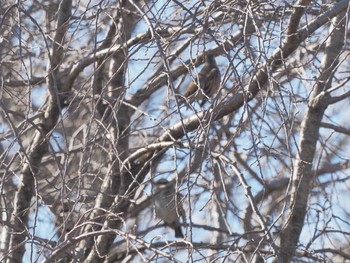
[153, 179, 185, 238]
[182, 54, 221, 107]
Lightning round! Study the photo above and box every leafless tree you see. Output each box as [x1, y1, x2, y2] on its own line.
[1, 0, 350, 262]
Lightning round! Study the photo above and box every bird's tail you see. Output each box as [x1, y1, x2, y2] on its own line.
[174, 225, 184, 238]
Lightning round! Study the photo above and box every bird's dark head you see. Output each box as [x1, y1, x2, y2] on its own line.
[205, 54, 216, 65]
[155, 178, 169, 185]
[154, 179, 170, 189]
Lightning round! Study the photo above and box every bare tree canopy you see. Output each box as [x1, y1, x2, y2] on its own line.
[1, 0, 350, 262]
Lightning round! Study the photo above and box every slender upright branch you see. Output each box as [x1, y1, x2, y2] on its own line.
[4, 1, 72, 262]
[279, 10, 346, 262]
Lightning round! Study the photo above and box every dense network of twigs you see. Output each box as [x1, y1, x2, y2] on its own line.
[0, 0, 350, 262]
